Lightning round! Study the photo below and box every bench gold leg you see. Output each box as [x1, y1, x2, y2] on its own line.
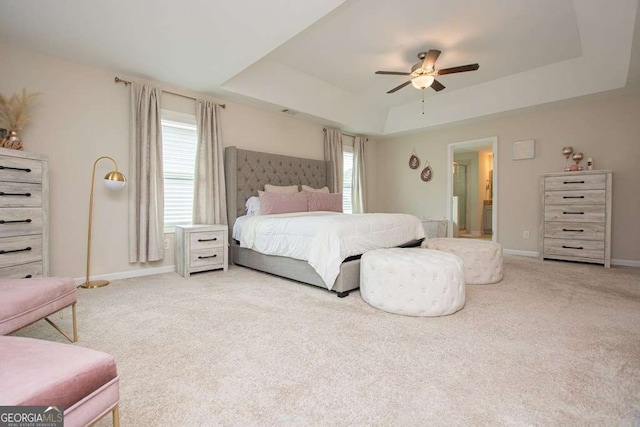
[44, 302, 78, 343]
[113, 405, 120, 427]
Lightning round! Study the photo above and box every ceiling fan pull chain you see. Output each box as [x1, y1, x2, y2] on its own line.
[422, 88, 425, 115]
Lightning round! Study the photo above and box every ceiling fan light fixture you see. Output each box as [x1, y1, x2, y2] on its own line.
[411, 75, 434, 89]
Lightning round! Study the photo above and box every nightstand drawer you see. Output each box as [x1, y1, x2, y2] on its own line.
[0, 261, 43, 279]
[0, 234, 43, 268]
[190, 230, 224, 249]
[544, 222, 605, 241]
[0, 208, 43, 238]
[0, 156, 43, 183]
[0, 182, 42, 207]
[544, 173, 606, 191]
[544, 205, 605, 223]
[190, 247, 224, 268]
[544, 238, 604, 260]
[544, 189, 605, 205]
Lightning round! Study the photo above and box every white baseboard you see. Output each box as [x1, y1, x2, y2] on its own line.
[503, 249, 639, 268]
[504, 249, 539, 257]
[611, 259, 640, 267]
[74, 265, 176, 286]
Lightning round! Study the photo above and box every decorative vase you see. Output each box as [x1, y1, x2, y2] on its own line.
[1, 130, 23, 150]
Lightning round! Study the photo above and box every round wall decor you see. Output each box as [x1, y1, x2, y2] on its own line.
[409, 149, 420, 169]
[420, 164, 433, 182]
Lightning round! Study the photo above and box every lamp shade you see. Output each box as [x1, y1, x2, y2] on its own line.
[103, 171, 127, 190]
[411, 75, 435, 89]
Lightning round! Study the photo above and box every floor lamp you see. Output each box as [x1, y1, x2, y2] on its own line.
[81, 156, 127, 289]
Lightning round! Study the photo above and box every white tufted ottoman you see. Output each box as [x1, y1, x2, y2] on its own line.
[360, 248, 465, 317]
[421, 238, 503, 285]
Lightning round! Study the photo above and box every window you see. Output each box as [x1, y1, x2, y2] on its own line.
[342, 146, 353, 214]
[161, 110, 197, 230]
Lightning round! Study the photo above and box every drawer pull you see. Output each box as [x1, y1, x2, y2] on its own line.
[562, 211, 584, 215]
[562, 245, 583, 250]
[563, 180, 585, 184]
[198, 254, 218, 259]
[23, 274, 32, 279]
[0, 191, 32, 197]
[0, 219, 32, 224]
[198, 237, 218, 242]
[0, 246, 32, 255]
[562, 196, 584, 199]
[562, 228, 584, 232]
[0, 165, 32, 173]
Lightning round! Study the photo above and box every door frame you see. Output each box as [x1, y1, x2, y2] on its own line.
[446, 136, 498, 241]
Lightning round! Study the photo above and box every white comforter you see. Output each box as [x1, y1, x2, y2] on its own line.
[236, 212, 424, 290]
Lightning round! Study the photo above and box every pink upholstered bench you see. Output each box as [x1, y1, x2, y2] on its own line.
[0, 336, 120, 426]
[0, 277, 77, 342]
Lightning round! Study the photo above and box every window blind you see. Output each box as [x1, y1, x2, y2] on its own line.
[161, 110, 197, 229]
[342, 148, 353, 214]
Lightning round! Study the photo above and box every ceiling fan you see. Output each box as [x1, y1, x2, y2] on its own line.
[375, 50, 479, 94]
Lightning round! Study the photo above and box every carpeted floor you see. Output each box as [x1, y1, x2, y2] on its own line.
[13, 256, 640, 425]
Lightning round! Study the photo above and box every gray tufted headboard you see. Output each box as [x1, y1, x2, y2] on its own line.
[224, 146, 334, 236]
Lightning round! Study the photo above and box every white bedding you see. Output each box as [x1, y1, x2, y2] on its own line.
[235, 211, 425, 290]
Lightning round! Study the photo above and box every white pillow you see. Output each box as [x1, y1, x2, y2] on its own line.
[245, 196, 262, 216]
[301, 185, 330, 194]
[264, 184, 299, 194]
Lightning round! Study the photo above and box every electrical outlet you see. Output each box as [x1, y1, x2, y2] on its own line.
[164, 239, 170, 249]
[522, 230, 530, 239]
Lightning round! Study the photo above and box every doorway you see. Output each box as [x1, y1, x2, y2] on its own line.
[446, 137, 498, 241]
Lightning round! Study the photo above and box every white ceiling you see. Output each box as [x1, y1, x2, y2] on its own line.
[0, 0, 638, 136]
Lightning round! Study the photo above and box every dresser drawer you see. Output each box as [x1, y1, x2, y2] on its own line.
[190, 230, 224, 250]
[0, 235, 43, 268]
[0, 208, 43, 238]
[0, 156, 43, 183]
[544, 189, 605, 205]
[0, 261, 43, 279]
[544, 173, 606, 191]
[544, 222, 605, 241]
[0, 182, 42, 207]
[190, 246, 224, 268]
[544, 205, 605, 223]
[544, 238, 604, 260]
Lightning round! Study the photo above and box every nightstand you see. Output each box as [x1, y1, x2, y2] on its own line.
[175, 224, 228, 277]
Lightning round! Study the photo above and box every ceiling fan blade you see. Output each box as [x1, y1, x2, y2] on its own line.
[422, 49, 441, 70]
[431, 79, 445, 92]
[387, 80, 412, 94]
[437, 63, 480, 75]
[375, 71, 411, 76]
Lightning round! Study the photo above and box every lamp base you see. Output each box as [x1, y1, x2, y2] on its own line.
[80, 280, 109, 289]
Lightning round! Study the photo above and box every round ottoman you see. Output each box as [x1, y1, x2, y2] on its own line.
[360, 248, 465, 317]
[421, 238, 503, 285]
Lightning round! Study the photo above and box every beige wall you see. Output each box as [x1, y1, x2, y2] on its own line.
[372, 91, 640, 263]
[0, 43, 325, 279]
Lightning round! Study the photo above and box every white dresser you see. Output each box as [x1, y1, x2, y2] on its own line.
[0, 148, 49, 278]
[175, 224, 228, 277]
[539, 170, 612, 267]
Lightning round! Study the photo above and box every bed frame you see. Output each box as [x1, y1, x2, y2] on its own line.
[224, 146, 419, 297]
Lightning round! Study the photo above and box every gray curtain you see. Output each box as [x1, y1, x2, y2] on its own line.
[352, 136, 367, 213]
[193, 101, 227, 225]
[323, 128, 343, 193]
[128, 83, 164, 263]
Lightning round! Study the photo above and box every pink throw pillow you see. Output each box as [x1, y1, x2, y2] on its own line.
[260, 191, 309, 215]
[308, 192, 343, 213]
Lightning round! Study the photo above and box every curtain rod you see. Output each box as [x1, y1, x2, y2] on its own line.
[114, 77, 226, 109]
[323, 127, 363, 139]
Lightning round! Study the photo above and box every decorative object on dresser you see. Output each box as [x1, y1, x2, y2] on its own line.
[0, 148, 48, 278]
[561, 146, 574, 171]
[82, 156, 127, 289]
[175, 224, 228, 277]
[0, 88, 40, 150]
[539, 170, 612, 268]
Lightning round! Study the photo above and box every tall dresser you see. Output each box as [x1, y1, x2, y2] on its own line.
[539, 170, 612, 267]
[0, 148, 49, 278]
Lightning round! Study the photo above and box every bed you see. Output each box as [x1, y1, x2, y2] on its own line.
[224, 146, 424, 297]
